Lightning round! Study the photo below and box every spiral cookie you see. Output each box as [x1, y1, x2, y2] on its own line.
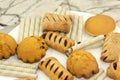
[67, 50, 99, 78]
[17, 36, 48, 63]
[39, 57, 73, 80]
[0, 32, 17, 59]
[101, 33, 120, 62]
[42, 31, 74, 53]
[107, 61, 120, 80]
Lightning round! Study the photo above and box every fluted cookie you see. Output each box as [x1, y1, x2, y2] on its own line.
[17, 36, 48, 63]
[101, 33, 120, 62]
[0, 32, 17, 59]
[43, 13, 73, 33]
[42, 31, 74, 53]
[39, 57, 73, 80]
[107, 61, 120, 80]
[67, 50, 99, 78]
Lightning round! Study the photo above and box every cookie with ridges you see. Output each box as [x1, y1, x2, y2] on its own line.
[17, 36, 48, 63]
[67, 50, 99, 78]
[0, 32, 17, 59]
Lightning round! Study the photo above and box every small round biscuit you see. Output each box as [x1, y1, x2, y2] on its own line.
[107, 61, 120, 80]
[67, 50, 99, 78]
[84, 15, 116, 36]
[0, 32, 17, 59]
[17, 36, 48, 63]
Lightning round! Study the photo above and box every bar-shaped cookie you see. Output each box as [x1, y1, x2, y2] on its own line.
[39, 57, 73, 80]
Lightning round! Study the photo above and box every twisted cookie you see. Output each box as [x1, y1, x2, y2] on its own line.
[39, 57, 73, 80]
[42, 31, 74, 53]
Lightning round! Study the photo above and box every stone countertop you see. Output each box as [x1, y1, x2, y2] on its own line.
[0, 0, 120, 33]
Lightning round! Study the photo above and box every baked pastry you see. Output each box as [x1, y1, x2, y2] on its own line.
[42, 13, 73, 33]
[107, 61, 120, 80]
[101, 33, 120, 62]
[17, 36, 48, 63]
[42, 31, 74, 53]
[38, 57, 73, 80]
[84, 15, 116, 36]
[0, 32, 17, 59]
[67, 50, 99, 78]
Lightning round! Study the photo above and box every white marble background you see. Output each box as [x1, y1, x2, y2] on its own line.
[0, 0, 120, 32]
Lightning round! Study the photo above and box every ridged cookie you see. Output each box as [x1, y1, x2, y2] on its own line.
[17, 36, 48, 63]
[0, 32, 17, 59]
[67, 50, 99, 78]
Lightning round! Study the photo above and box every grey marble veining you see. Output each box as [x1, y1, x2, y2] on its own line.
[0, 0, 120, 33]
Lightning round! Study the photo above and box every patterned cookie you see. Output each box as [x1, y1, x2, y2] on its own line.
[101, 33, 120, 62]
[0, 32, 17, 59]
[107, 61, 120, 80]
[42, 31, 74, 53]
[67, 50, 99, 78]
[43, 13, 73, 33]
[39, 57, 73, 80]
[17, 36, 48, 63]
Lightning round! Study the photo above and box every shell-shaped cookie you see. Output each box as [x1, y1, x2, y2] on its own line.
[67, 50, 99, 78]
[42, 31, 74, 53]
[0, 32, 17, 59]
[101, 33, 120, 62]
[43, 13, 73, 33]
[39, 57, 73, 80]
[17, 36, 48, 63]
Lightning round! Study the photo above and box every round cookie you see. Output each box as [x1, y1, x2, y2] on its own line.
[0, 32, 17, 59]
[84, 15, 116, 36]
[107, 61, 120, 80]
[17, 36, 48, 63]
[67, 50, 99, 78]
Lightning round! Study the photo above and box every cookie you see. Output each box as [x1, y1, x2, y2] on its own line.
[38, 57, 73, 80]
[0, 32, 17, 59]
[101, 33, 120, 62]
[84, 15, 116, 36]
[67, 50, 99, 78]
[42, 13, 73, 33]
[42, 31, 74, 53]
[17, 36, 48, 63]
[107, 61, 120, 80]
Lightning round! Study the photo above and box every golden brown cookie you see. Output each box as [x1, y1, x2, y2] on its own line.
[84, 15, 116, 36]
[42, 31, 74, 53]
[67, 50, 99, 78]
[107, 61, 120, 80]
[43, 13, 73, 33]
[39, 57, 73, 80]
[101, 33, 120, 62]
[17, 36, 48, 63]
[0, 32, 17, 59]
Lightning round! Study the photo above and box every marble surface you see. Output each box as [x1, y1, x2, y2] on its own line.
[0, 0, 120, 32]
